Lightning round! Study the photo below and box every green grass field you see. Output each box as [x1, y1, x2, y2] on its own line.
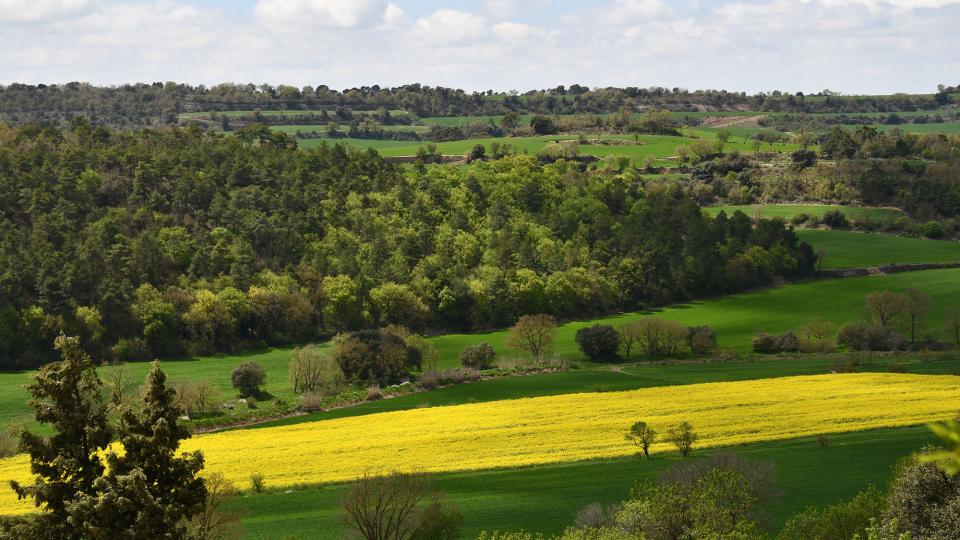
[704, 204, 903, 221]
[430, 267, 960, 364]
[798, 229, 960, 269]
[293, 132, 799, 166]
[232, 426, 938, 539]
[5, 268, 960, 432]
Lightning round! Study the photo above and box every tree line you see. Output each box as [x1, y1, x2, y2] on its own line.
[0, 81, 954, 129]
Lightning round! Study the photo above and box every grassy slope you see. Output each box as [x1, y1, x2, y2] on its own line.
[798, 229, 960, 269]
[430, 268, 960, 363]
[703, 204, 903, 221]
[234, 426, 937, 539]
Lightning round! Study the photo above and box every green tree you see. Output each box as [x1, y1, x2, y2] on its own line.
[11, 335, 113, 538]
[625, 421, 657, 459]
[668, 421, 698, 457]
[231, 361, 266, 397]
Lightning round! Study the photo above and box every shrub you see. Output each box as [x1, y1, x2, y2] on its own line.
[837, 322, 904, 351]
[289, 345, 345, 395]
[460, 343, 497, 370]
[778, 486, 885, 540]
[823, 210, 848, 229]
[421, 370, 440, 390]
[686, 326, 717, 355]
[777, 331, 800, 353]
[752, 331, 799, 353]
[231, 361, 266, 397]
[110, 337, 150, 363]
[575, 325, 621, 362]
[366, 385, 383, 401]
[301, 393, 322, 412]
[250, 473, 266, 493]
[921, 220, 945, 239]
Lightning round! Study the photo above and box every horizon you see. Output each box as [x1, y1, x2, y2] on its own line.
[0, 0, 957, 95]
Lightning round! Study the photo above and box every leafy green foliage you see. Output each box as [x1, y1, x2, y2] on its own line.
[575, 325, 620, 362]
[459, 343, 497, 370]
[231, 361, 267, 397]
[0, 124, 814, 369]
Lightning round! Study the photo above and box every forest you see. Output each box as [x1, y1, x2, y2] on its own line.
[0, 119, 817, 369]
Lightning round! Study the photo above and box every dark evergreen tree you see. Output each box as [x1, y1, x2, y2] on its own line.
[10, 335, 113, 538]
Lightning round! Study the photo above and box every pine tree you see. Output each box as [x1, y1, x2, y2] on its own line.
[11, 335, 113, 538]
[79, 361, 207, 538]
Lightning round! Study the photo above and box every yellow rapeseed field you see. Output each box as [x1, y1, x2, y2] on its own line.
[1, 372, 958, 515]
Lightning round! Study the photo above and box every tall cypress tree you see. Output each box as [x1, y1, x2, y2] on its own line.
[78, 361, 207, 538]
[11, 335, 113, 538]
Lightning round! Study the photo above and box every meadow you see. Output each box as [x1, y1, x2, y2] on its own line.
[430, 267, 960, 361]
[1, 373, 956, 516]
[703, 204, 903, 221]
[797, 229, 960, 269]
[291, 131, 800, 165]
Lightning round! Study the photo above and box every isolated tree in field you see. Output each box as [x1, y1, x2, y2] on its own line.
[506, 314, 556, 363]
[78, 361, 206, 537]
[668, 421, 699, 457]
[714, 129, 733, 154]
[500, 112, 520, 133]
[864, 291, 906, 328]
[231, 361, 266, 397]
[341, 472, 462, 540]
[801, 317, 835, 352]
[903, 287, 931, 344]
[575, 324, 620, 361]
[626, 421, 657, 459]
[11, 335, 113, 537]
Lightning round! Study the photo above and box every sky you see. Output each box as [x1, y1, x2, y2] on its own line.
[0, 0, 956, 95]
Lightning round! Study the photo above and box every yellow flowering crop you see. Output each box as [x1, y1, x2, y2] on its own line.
[2, 372, 958, 515]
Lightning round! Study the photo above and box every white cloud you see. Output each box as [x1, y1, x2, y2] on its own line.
[0, 0, 94, 23]
[493, 21, 531, 43]
[415, 9, 487, 44]
[253, 0, 388, 30]
[0, 0, 956, 95]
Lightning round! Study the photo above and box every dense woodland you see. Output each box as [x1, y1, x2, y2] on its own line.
[0, 120, 816, 369]
[0, 81, 956, 128]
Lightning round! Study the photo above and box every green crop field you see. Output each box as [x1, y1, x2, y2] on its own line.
[798, 229, 960, 269]
[232, 426, 937, 539]
[704, 204, 903, 221]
